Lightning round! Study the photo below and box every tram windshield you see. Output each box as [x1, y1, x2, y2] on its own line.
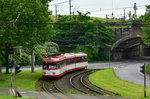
[43, 63, 58, 69]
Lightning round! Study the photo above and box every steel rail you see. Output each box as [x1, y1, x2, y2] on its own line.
[69, 70, 90, 94]
[41, 79, 63, 99]
[80, 71, 118, 96]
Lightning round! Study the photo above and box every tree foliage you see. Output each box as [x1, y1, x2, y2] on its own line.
[140, 5, 150, 43]
[12, 52, 30, 66]
[0, 0, 53, 74]
[54, 12, 114, 61]
[11, 42, 59, 66]
[34, 42, 59, 64]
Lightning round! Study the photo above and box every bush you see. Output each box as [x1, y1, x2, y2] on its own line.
[12, 52, 30, 66]
[146, 63, 150, 75]
[34, 45, 46, 65]
[34, 42, 59, 65]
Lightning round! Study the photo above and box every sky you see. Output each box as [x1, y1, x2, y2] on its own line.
[48, 0, 150, 18]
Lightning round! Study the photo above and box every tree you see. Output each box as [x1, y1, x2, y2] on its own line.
[140, 5, 150, 43]
[34, 42, 59, 65]
[53, 12, 114, 61]
[44, 42, 59, 55]
[0, 0, 53, 78]
[0, 55, 2, 80]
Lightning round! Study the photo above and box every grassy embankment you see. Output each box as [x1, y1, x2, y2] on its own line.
[89, 69, 150, 99]
[0, 70, 42, 99]
[0, 70, 42, 90]
[146, 63, 150, 75]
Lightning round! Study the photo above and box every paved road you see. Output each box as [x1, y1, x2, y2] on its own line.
[88, 59, 150, 86]
[114, 62, 150, 86]
[0, 88, 125, 99]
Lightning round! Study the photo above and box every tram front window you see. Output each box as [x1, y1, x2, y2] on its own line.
[43, 63, 57, 69]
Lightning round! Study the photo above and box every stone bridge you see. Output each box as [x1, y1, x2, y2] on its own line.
[110, 25, 149, 60]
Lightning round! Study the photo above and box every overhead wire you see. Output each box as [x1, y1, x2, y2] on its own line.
[49, 0, 73, 6]
[51, 4, 146, 18]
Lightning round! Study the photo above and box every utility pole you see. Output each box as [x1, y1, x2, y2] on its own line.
[72, 11, 75, 15]
[133, 3, 137, 18]
[140, 63, 147, 98]
[111, 12, 114, 18]
[0, 59, 2, 80]
[111, 0, 114, 18]
[72, 7, 76, 16]
[69, 0, 72, 16]
[106, 14, 109, 22]
[128, 11, 131, 19]
[143, 63, 146, 98]
[31, 49, 35, 73]
[55, 5, 58, 19]
[123, 9, 126, 22]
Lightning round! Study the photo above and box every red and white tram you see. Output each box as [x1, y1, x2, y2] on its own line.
[42, 53, 88, 78]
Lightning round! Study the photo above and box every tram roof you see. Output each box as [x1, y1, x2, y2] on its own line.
[43, 53, 87, 63]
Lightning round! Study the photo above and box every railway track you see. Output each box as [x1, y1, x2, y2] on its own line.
[41, 78, 62, 98]
[41, 78, 75, 99]
[69, 69, 118, 96]
[80, 70, 118, 96]
[40, 69, 118, 97]
[42, 79, 73, 99]
[69, 70, 95, 94]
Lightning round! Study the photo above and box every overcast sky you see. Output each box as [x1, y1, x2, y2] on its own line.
[48, 0, 150, 18]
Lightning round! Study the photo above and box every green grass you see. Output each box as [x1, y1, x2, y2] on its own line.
[0, 94, 32, 99]
[89, 69, 150, 99]
[65, 90, 85, 95]
[146, 63, 150, 75]
[0, 70, 42, 91]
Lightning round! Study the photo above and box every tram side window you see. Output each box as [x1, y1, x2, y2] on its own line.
[66, 58, 75, 65]
[43, 63, 57, 69]
[59, 60, 65, 67]
[84, 57, 88, 61]
[77, 57, 87, 63]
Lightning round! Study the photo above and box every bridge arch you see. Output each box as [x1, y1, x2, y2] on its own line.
[111, 34, 144, 60]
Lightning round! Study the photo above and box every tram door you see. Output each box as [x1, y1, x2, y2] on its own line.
[66, 58, 76, 71]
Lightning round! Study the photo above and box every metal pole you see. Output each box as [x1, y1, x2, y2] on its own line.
[10, 68, 13, 89]
[31, 49, 35, 73]
[55, 5, 58, 19]
[124, 9, 126, 22]
[133, 3, 137, 19]
[109, 51, 111, 68]
[14, 68, 17, 97]
[144, 63, 146, 98]
[69, 0, 72, 16]
[106, 14, 108, 22]
[128, 11, 131, 19]
[0, 68, 1, 80]
[12, 13, 20, 97]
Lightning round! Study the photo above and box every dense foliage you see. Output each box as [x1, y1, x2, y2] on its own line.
[11, 42, 59, 66]
[140, 5, 150, 44]
[34, 42, 59, 65]
[146, 63, 150, 75]
[0, 0, 114, 80]
[54, 12, 114, 61]
[139, 5, 150, 75]
[0, 0, 53, 74]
